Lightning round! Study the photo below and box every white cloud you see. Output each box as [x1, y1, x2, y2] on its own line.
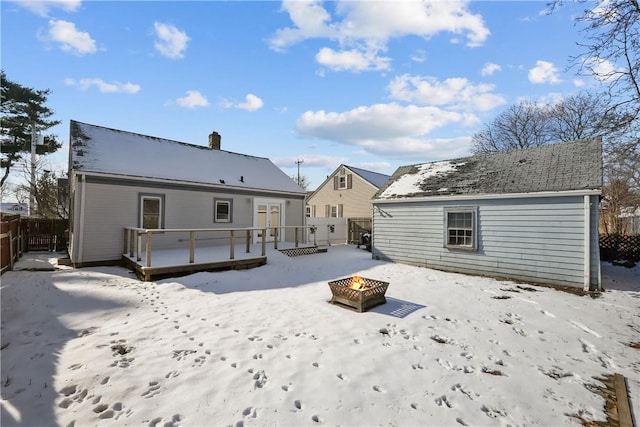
[45, 19, 96, 55]
[175, 90, 209, 109]
[64, 78, 140, 94]
[220, 94, 264, 112]
[237, 94, 264, 112]
[270, 0, 489, 72]
[587, 57, 619, 81]
[481, 62, 501, 76]
[295, 103, 474, 159]
[411, 50, 427, 63]
[315, 47, 391, 72]
[388, 74, 506, 112]
[13, 0, 81, 16]
[528, 60, 562, 84]
[573, 79, 585, 87]
[153, 22, 190, 59]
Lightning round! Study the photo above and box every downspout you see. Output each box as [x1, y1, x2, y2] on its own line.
[583, 195, 590, 292]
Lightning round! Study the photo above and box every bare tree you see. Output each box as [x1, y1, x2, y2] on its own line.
[548, 0, 639, 118]
[291, 174, 311, 191]
[471, 101, 552, 154]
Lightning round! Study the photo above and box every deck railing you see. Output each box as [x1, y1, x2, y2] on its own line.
[123, 225, 318, 268]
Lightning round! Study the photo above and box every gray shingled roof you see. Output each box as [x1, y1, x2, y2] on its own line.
[375, 138, 603, 200]
[347, 165, 391, 188]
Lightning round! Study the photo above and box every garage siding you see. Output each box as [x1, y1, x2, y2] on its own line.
[372, 196, 594, 288]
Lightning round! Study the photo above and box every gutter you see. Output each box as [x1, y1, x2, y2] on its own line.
[373, 189, 602, 204]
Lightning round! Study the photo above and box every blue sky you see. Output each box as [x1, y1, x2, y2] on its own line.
[2, 0, 605, 190]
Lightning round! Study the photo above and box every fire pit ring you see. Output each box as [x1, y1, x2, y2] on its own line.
[328, 276, 389, 312]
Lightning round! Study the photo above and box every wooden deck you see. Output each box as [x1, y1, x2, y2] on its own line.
[122, 226, 321, 281]
[122, 242, 323, 281]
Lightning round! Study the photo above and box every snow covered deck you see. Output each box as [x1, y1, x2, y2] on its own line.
[122, 226, 320, 281]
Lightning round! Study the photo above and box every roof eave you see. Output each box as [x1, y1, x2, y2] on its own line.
[73, 170, 307, 196]
[372, 188, 602, 204]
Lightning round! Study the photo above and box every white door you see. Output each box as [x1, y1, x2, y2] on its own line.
[255, 199, 283, 242]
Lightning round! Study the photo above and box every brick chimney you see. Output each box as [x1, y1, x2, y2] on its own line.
[209, 131, 221, 150]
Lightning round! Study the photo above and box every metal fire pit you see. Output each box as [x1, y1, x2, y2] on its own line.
[328, 276, 389, 312]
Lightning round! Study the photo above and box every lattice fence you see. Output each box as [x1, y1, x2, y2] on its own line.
[599, 234, 640, 262]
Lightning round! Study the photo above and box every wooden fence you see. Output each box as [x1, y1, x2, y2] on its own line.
[1, 216, 68, 274]
[599, 234, 640, 262]
[22, 218, 68, 251]
[1, 214, 24, 273]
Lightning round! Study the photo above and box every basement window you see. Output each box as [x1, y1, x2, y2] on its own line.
[444, 207, 477, 250]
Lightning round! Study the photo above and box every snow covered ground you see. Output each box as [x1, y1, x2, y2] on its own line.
[1, 246, 639, 427]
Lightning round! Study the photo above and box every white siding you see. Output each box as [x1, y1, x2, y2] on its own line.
[372, 195, 600, 289]
[75, 177, 304, 264]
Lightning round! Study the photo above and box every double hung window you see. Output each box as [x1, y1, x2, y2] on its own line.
[445, 208, 477, 250]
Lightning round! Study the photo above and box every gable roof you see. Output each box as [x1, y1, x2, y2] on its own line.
[375, 138, 603, 200]
[346, 165, 391, 188]
[69, 121, 305, 195]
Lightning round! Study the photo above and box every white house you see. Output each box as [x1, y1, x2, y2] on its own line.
[68, 121, 306, 266]
[372, 138, 603, 291]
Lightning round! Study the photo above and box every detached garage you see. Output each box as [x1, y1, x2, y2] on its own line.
[371, 138, 603, 291]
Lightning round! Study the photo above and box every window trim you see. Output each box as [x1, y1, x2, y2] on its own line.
[138, 193, 165, 229]
[214, 198, 233, 223]
[338, 174, 347, 189]
[444, 207, 478, 251]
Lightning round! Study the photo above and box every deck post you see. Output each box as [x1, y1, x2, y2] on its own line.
[124, 229, 128, 254]
[136, 231, 142, 262]
[261, 229, 266, 256]
[129, 230, 135, 257]
[146, 231, 152, 267]
[189, 231, 195, 264]
[246, 230, 250, 253]
[274, 227, 278, 250]
[295, 227, 299, 248]
[230, 230, 235, 259]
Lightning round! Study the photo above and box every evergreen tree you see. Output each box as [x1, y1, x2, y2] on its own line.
[1, 71, 61, 188]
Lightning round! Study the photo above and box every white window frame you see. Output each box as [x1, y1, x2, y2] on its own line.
[214, 198, 233, 223]
[330, 205, 339, 218]
[139, 194, 165, 229]
[305, 205, 311, 218]
[444, 207, 477, 250]
[338, 173, 347, 189]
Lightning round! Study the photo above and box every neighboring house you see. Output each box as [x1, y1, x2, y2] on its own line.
[0, 203, 28, 215]
[372, 138, 603, 291]
[68, 120, 306, 266]
[306, 165, 390, 244]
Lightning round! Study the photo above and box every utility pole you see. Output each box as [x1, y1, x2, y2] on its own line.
[295, 159, 304, 186]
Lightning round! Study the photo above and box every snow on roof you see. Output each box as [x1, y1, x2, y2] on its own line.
[378, 161, 459, 199]
[70, 121, 305, 195]
[376, 138, 603, 200]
